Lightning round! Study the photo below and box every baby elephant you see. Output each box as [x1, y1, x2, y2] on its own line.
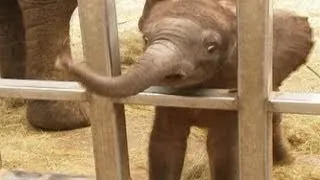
[56, 0, 314, 179]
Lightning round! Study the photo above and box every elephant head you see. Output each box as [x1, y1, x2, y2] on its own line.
[56, 0, 237, 97]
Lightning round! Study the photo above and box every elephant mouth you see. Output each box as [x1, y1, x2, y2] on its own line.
[158, 61, 199, 87]
[158, 73, 204, 88]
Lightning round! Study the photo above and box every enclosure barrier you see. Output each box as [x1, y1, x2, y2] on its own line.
[0, 0, 320, 179]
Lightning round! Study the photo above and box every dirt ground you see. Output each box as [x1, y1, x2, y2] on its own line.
[1, 0, 320, 179]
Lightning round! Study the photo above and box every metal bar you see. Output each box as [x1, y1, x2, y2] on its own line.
[115, 87, 237, 110]
[77, 0, 130, 179]
[0, 169, 95, 180]
[0, 78, 237, 108]
[1, 79, 320, 115]
[237, 0, 273, 179]
[1, 79, 320, 116]
[0, 79, 86, 101]
[270, 92, 320, 114]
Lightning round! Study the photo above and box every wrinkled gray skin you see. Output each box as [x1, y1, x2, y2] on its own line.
[0, 0, 90, 130]
[57, 0, 314, 179]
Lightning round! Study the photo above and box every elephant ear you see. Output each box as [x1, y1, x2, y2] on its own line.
[272, 9, 314, 88]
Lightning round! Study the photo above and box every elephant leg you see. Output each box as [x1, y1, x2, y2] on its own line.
[0, 0, 25, 79]
[149, 107, 191, 180]
[273, 113, 293, 164]
[18, 0, 90, 131]
[206, 112, 292, 180]
[206, 111, 238, 180]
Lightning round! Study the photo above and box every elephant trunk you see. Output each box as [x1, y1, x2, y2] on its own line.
[67, 42, 181, 97]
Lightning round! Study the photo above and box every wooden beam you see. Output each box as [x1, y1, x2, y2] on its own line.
[77, 0, 130, 179]
[237, 0, 273, 179]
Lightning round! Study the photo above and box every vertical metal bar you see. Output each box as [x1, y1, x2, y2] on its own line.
[77, 0, 130, 179]
[237, 0, 273, 179]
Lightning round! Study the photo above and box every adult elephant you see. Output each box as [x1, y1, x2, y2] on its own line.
[0, 0, 90, 130]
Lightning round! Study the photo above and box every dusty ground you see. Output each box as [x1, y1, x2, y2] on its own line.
[1, 0, 320, 179]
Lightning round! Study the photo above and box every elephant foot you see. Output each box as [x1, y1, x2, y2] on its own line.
[26, 100, 90, 131]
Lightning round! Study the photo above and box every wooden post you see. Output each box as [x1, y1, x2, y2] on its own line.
[237, 0, 273, 179]
[77, 0, 130, 180]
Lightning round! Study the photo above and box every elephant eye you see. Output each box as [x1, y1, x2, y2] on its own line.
[207, 43, 218, 53]
[143, 35, 149, 44]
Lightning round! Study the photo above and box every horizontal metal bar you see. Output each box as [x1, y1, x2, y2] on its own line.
[0, 80, 237, 109]
[0, 169, 95, 180]
[269, 92, 320, 114]
[0, 79, 87, 101]
[114, 87, 238, 110]
[1, 79, 320, 114]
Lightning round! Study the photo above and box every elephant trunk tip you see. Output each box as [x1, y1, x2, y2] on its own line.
[55, 52, 74, 71]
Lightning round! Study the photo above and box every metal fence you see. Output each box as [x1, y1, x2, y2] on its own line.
[0, 0, 320, 179]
